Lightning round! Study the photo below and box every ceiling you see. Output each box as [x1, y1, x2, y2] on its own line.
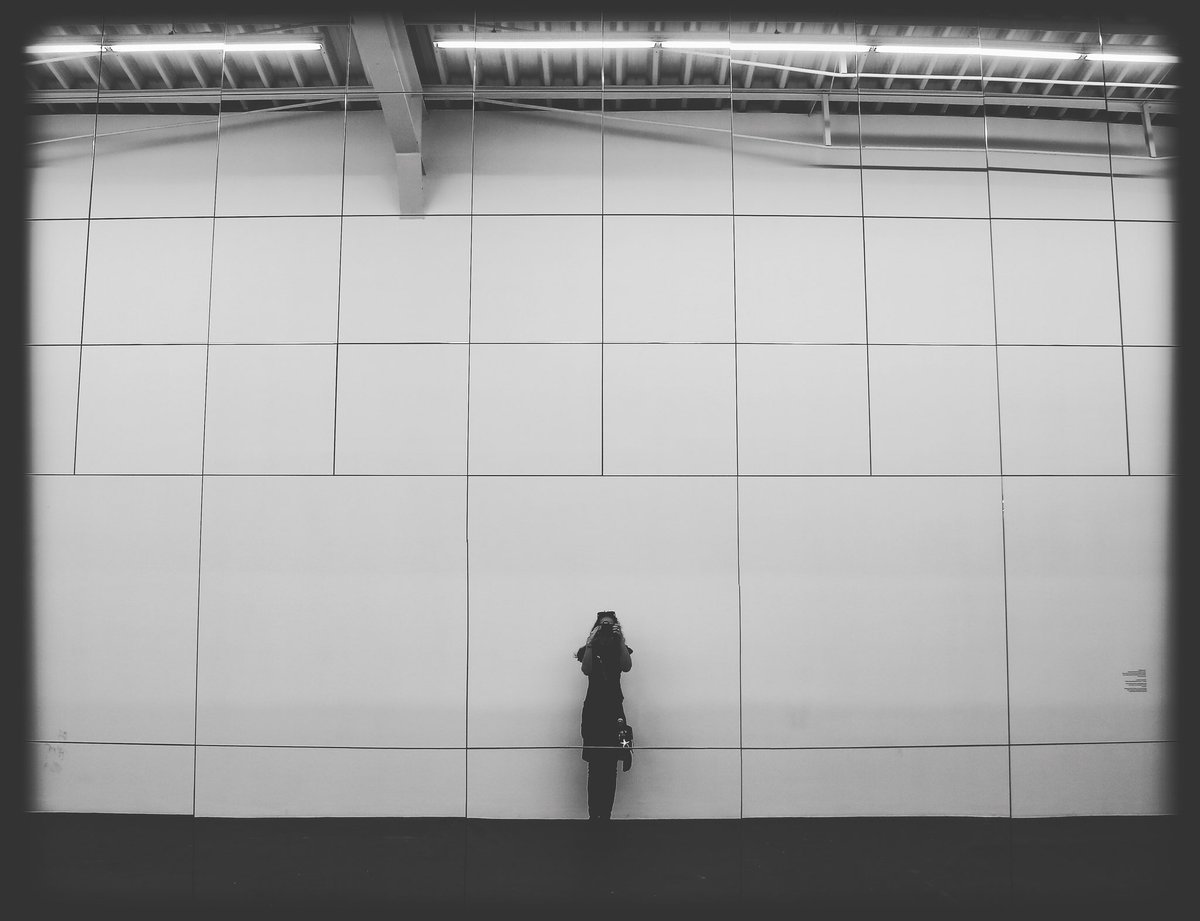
[24, 13, 1178, 126]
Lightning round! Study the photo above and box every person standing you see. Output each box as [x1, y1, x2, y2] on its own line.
[575, 611, 632, 821]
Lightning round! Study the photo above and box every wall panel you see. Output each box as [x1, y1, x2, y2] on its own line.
[25, 34, 1175, 818]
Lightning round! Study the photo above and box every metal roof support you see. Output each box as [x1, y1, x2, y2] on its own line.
[1141, 104, 1157, 158]
[351, 12, 425, 212]
[822, 92, 832, 145]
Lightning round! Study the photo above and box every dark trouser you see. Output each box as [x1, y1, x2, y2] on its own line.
[586, 752, 619, 820]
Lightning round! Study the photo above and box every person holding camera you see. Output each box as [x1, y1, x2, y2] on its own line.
[574, 611, 633, 822]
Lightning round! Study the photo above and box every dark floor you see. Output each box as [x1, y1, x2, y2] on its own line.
[19, 813, 1180, 919]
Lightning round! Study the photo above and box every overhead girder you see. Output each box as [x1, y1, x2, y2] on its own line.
[351, 12, 426, 212]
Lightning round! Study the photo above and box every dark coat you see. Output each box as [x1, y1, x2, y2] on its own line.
[576, 642, 633, 769]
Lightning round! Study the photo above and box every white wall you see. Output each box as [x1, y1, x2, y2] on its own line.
[25, 95, 1177, 818]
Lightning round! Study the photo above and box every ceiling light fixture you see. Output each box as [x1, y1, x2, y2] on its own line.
[1085, 51, 1178, 63]
[25, 40, 324, 54]
[661, 40, 872, 52]
[25, 43, 103, 53]
[430, 36, 1179, 65]
[874, 44, 1082, 60]
[435, 39, 654, 50]
[656, 40, 731, 49]
[733, 41, 871, 52]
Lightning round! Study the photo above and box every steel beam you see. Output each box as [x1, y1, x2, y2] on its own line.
[351, 12, 425, 212]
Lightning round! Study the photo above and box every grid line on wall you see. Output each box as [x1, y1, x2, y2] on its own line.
[188, 25, 231, 820]
[600, 29, 605, 477]
[68, 59, 102, 477]
[726, 19, 744, 823]
[331, 20, 356, 479]
[29, 739, 1179, 752]
[463, 23, 478, 822]
[23, 472, 1179, 479]
[853, 27, 873, 478]
[63, 208, 1177, 220]
[981, 62, 1016, 825]
[49, 340, 1166, 348]
[1099, 62, 1135, 478]
[46, 340, 1173, 349]
[330, 91, 351, 475]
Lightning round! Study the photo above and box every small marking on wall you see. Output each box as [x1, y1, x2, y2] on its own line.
[1123, 668, 1147, 693]
[43, 743, 66, 773]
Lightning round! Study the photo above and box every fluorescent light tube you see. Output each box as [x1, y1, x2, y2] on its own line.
[661, 40, 871, 52]
[599, 41, 660, 49]
[110, 41, 324, 53]
[216, 41, 324, 53]
[430, 37, 1115, 64]
[659, 40, 730, 49]
[1085, 51, 1178, 63]
[974, 47, 1084, 60]
[876, 44, 1082, 60]
[435, 39, 654, 49]
[108, 41, 226, 52]
[874, 44, 985, 55]
[26, 40, 323, 54]
[729, 42, 871, 53]
[25, 43, 103, 53]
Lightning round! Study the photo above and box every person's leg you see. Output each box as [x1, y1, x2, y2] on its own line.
[586, 756, 603, 818]
[600, 753, 617, 818]
[587, 753, 618, 820]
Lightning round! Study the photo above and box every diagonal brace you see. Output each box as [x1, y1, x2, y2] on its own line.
[351, 12, 426, 211]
